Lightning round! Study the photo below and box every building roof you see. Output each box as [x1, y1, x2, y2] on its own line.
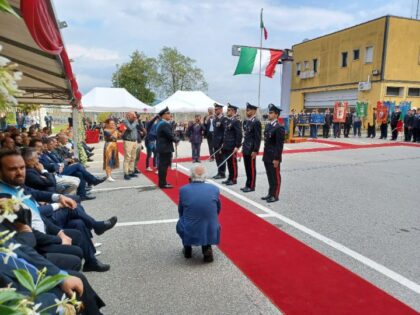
[292, 15, 420, 49]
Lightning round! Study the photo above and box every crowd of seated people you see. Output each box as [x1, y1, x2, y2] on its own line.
[0, 126, 116, 314]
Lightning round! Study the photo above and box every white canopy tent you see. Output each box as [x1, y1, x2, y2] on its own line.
[81, 87, 154, 113]
[154, 91, 220, 113]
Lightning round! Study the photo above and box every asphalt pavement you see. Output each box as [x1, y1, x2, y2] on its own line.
[81, 136, 420, 314]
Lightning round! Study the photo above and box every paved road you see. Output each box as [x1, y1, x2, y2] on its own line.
[83, 137, 420, 313]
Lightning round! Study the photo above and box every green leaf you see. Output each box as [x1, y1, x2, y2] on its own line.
[0, 304, 23, 315]
[0, 0, 20, 18]
[35, 274, 68, 296]
[12, 269, 35, 293]
[0, 289, 25, 304]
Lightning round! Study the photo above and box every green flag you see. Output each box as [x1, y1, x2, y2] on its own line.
[356, 102, 368, 118]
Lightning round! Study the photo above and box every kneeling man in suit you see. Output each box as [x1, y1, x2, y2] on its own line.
[176, 164, 221, 262]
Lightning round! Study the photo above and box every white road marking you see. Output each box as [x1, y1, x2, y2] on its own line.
[115, 213, 277, 227]
[176, 163, 420, 295]
[91, 185, 156, 192]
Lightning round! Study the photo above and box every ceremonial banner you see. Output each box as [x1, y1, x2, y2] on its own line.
[297, 113, 310, 125]
[356, 102, 368, 118]
[384, 101, 396, 116]
[310, 113, 325, 124]
[333, 102, 348, 123]
[376, 106, 388, 124]
[399, 101, 411, 121]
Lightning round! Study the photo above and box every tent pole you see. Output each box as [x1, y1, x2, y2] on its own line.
[72, 106, 79, 159]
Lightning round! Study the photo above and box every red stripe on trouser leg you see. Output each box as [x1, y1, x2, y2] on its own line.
[233, 154, 237, 181]
[250, 158, 255, 189]
[275, 166, 281, 198]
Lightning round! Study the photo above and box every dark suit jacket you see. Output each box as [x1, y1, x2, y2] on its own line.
[25, 167, 57, 192]
[39, 152, 61, 173]
[156, 121, 178, 154]
[223, 118, 242, 151]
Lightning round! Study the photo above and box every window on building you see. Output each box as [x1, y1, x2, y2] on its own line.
[386, 86, 402, 96]
[304, 61, 309, 69]
[296, 63, 301, 76]
[408, 88, 420, 96]
[313, 59, 318, 73]
[365, 46, 374, 63]
[353, 49, 360, 60]
[341, 52, 348, 67]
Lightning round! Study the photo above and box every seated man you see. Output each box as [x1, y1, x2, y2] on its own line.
[39, 138, 105, 201]
[30, 138, 80, 195]
[176, 164, 221, 263]
[0, 149, 117, 272]
[23, 147, 57, 192]
[0, 222, 105, 314]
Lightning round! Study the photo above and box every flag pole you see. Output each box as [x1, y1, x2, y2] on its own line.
[258, 8, 263, 107]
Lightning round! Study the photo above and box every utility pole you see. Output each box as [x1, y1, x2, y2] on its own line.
[416, 0, 419, 19]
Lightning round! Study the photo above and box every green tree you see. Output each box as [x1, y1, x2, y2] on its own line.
[156, 47, 208, 97]
[111, 50, 157, 104]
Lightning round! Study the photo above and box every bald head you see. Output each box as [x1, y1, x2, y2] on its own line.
[190, 164, 207, 182]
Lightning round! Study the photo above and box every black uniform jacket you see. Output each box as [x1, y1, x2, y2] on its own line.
[242, 117, 262, 155]
[213, 114, 228, 149]
[263, 121, 285, 163]
[156, 121, 178, 154]
[223, 117, 242, 151]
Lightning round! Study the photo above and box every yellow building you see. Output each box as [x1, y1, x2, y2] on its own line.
[290, 16, 420, 122]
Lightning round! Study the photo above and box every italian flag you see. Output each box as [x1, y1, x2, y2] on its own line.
[234, 47, 283, 78]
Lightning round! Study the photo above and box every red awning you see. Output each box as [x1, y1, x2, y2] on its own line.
[20, 0, 81, 105]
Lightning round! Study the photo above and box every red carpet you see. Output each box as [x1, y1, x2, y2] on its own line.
[118, 143, 418, 315]
[173, 140, 420, 163]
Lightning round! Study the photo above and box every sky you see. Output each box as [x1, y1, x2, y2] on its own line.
[54, 0, 417, 107]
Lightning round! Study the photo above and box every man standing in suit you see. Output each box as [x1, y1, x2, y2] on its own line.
[221, 103, 242, 186]
[204, 107, 215, 161]
[241, 102, 261, 192]
[261, 104, 285, 203]
[212, 103, 228, 179]
[323, 108, 332, 138]
[176, 164, 221, 263]
[156, 107, 179, 188]
[390, 105, 401, 140]
[187, 115, 205, 163]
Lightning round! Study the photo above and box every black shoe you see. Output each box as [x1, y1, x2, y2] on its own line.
[213, 174, 226, 180]
[242, 187, 254, 193]
[93, 176, 107, 186]
[81, 195, 96, 201]
[87, 152, 94, 158]
[240, 187, 246, 191]
[124, 174, 131, 180]
[134, 169, 141, 174]
[129, 173, 138, 177]
[83, 260, 110, 272]
[266, 196, 279, 203]
[183, 246, 192, 259]
[87, 158, 94, 162]
[95, 216, 118, 235]
[261, 195, 271, 200]
[160, 184, 173, 189]
[221, 179, 229, 184]
[202, 246, 213, 263]
[225, 180, 237, 186]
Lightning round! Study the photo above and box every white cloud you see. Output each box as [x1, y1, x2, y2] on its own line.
[67, 44, 120, 61]
[74, 73, 111, 93]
